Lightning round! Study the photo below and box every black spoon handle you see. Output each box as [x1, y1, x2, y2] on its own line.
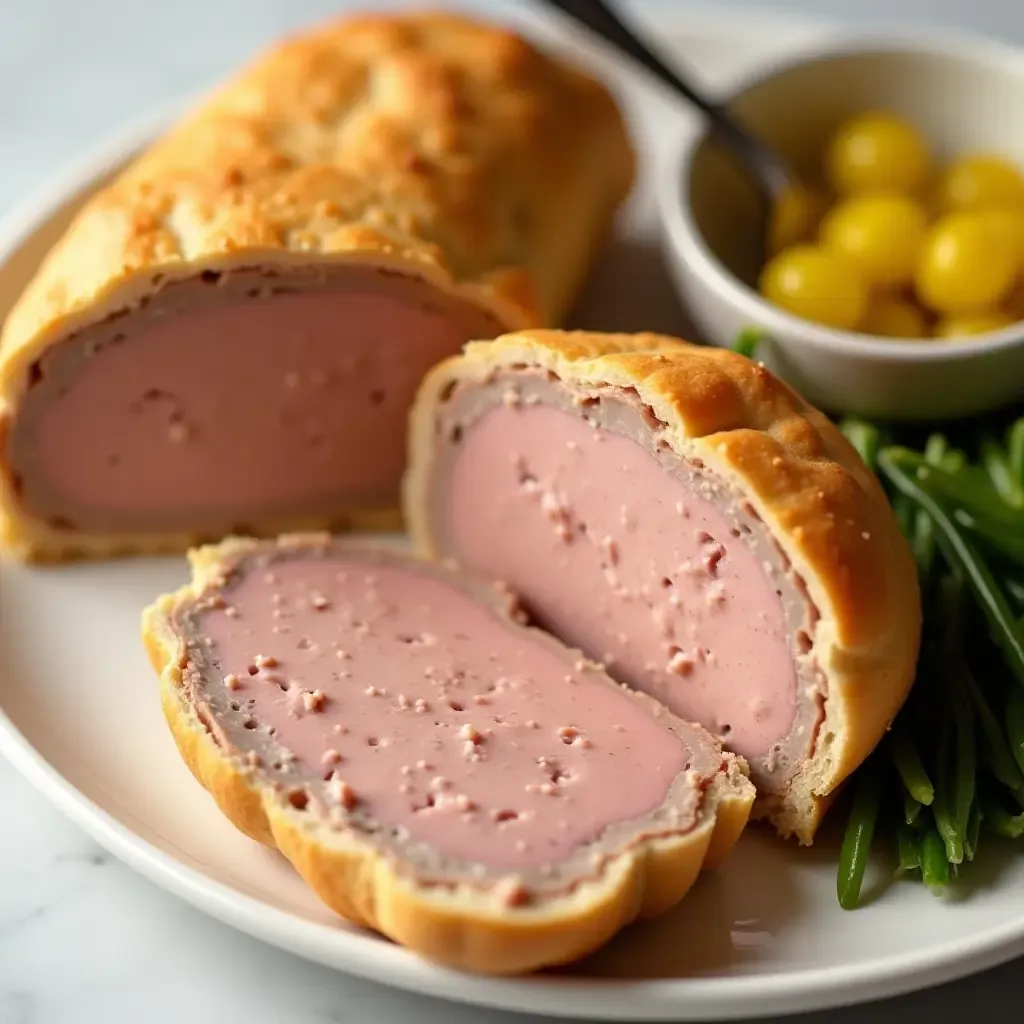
[538, 0, 790, 196]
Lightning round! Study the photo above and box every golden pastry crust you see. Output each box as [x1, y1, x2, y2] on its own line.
[0, 482, 401, 564]
[142, 534, 754, 975]
[0, 11, 634, 562]
[404, 329, 922, 843]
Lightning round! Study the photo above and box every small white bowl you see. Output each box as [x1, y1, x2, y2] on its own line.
[658, 31, 1024, 421]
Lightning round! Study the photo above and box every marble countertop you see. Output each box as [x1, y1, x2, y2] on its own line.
[3, 1, 1024, 1022]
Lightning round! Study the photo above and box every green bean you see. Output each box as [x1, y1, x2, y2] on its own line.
[1006, 686, 1024, 779]
[841, 419, 884, 471]
[965, 671, 1024, 796]
[909, 436, 949, 583]
[938, 576, 977, 840]
[934, 776, 966, 864]
[931, 720, 965, 865]
[953, 507, 1024, 566]
[917, 512, 937, 585]
[965, 799, 983, 862]
[1007, 576, 1024, 612]
[881, 447, 1024, 531]
[920, 827, 951, 890]
[943, 448, 969, 475]
[932, 576, 977, 855]
[837, 759, 883, 910]
[879, 448, 1024, 688]
[1010, 419, 1024, 489]
[905, 793, 922, 825]
[981, 792, 1024, 839]
[890, 727, 934, 805]
[912, 508, 938, 583]
[980, 432, 1024, 509]
[951, 701, 976, 848]
[894, 494, 915, 539]
[730, 327, 765, 360]
[926, 433, 950, 464]
[896, 823, 922, 875]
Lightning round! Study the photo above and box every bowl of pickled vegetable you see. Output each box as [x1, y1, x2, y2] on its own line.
[659, 34, 1024, 420]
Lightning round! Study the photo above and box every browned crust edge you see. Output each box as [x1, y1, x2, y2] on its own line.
[403, 329, 922, 844]
[141, 533, 754, 975]
[0, 490, 401, 564]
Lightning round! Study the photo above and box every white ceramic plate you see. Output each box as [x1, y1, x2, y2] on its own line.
[2, 10, 1024, 1022]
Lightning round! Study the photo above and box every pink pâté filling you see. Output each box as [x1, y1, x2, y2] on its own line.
[10, 267, 498, 533]
[443, 399, 804, 767]
[186, 556, 696, 872]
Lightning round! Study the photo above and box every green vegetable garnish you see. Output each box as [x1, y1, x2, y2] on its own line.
[837, 758, 883, 910]
[896, 823, 922, 875]
[920, 828, 951, 891]
[834, 413, 1024, 908]
[730, 327, 766, 360]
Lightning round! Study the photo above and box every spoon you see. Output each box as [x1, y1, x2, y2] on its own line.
[538, 0, 797, 250]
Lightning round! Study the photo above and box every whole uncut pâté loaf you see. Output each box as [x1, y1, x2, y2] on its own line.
[142, 534, 754, 975]
[0, 12, 634, 561]
[404, 329, 922, 842]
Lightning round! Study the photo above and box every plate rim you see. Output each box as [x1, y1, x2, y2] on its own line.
[3, 6, 1024, 1020]
[6, 695, 1024, 1022]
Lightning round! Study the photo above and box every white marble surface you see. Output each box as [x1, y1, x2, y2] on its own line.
[3, 1, 1024, 1022]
